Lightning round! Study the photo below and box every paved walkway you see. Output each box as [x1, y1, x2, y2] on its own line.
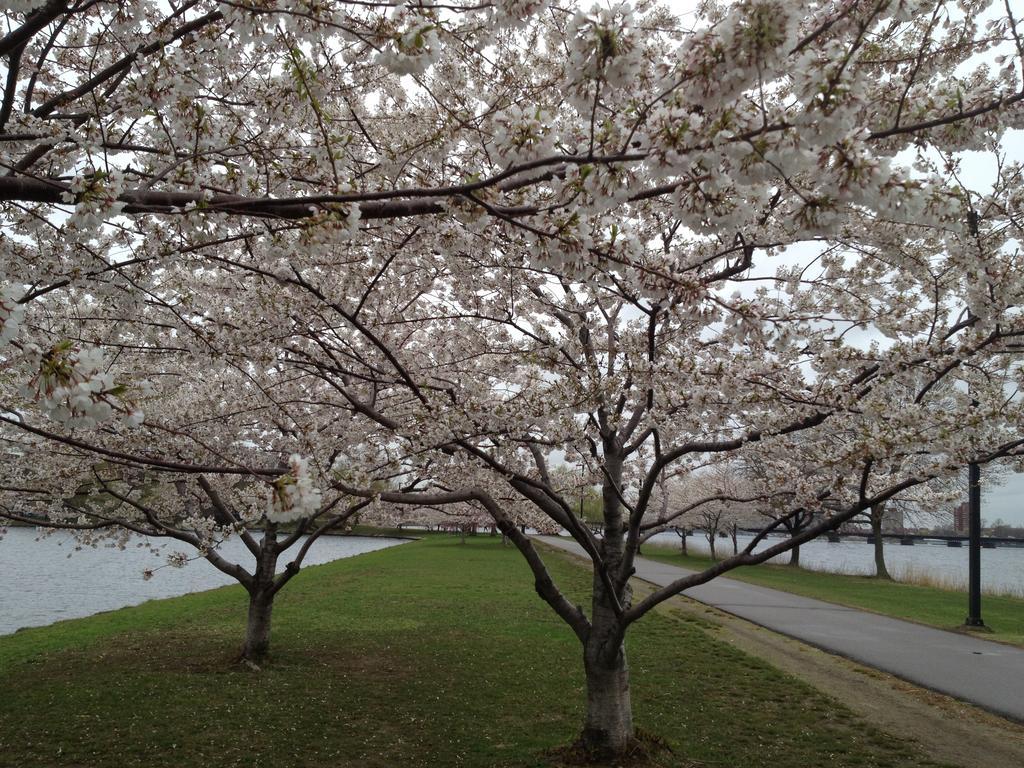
[537, 536, 1024, 722]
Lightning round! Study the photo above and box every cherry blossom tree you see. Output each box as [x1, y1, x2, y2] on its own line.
[858, 462, 1010, 579]
[860, 488, 945, 579]
[2, 459, 369, 664]
[3, 0, 1024, 757]
[0, 351, 375, 663]
[640, 465, 762, 556]
[740, 452, 823, 566]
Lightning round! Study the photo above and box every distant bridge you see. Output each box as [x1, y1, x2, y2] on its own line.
[592, 523, 1024, 548]
[737, 528, 1024, 549]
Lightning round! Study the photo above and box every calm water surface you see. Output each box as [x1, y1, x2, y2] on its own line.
[0, 528, 406, 635]
[646, 531, 1024, 595]
[5, 527, 1022, 637]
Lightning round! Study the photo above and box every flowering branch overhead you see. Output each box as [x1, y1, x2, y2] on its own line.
[3, 0, 1024, 754]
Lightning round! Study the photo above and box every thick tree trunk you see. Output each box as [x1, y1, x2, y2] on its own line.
[582, 639, 634, 755]
[871, 506, 892, 580]
[241, 528, 280, 663]
[578, 449, 635, 755]
[707, 532, 717, 560]
[242, 588, 274, 662]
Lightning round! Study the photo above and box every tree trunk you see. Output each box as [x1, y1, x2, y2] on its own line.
[242, 587, 274, 662]
[241, 527, 280, 663]
[871, 506, 892, 580]
[679, 530, 687, 555]
[578, 450, 635, 755]
[789, 544, 800, 567]
[582, 637, 634, 755]
[707, 532, 717, 560]
[730, 524, 738, 556]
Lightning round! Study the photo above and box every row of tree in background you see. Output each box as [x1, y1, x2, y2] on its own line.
[970, 519, 1024, 537]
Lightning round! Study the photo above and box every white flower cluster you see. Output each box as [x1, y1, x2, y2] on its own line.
[715, 0, 800, 73]
[0, 285, 24, 347]
[24, 343, 143, 429]
[492, 0, 549, 29]
[493, 105, 555, 164]
[60, 169, 127, 234]
[267, 454, 323, 523]
[887, 0, 935, 23]
[180, 513, 219, 547]
[375, 11, 441, 76]
[565, 2, 643, 107]
[166, 551, 191, 569]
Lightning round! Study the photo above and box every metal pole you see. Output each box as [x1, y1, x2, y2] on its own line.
[965, 461, 985, 627]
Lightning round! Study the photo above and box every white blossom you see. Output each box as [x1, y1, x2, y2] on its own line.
[267, 455, 323, 523]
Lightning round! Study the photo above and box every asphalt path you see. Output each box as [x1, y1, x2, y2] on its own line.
[537, 536, 1024, 722]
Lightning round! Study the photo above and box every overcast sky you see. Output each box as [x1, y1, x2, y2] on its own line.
[982, 471, 1024, 526]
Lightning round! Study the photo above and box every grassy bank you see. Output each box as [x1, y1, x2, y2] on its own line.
[0, 537, 952, 768]
[642, 545, 1024, 648]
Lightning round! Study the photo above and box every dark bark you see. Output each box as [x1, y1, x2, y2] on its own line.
[242, 587, 275, 662]
[730, 523, 738, 556]
[578, 450, 636, 753]
[582, 574, 633, 751]
[240, 528, 281, 662]
[788, 543, 800, 567]
[783, 513, 812, 566]
[0, 1, 69, 60]
[871, 504, 892, 580]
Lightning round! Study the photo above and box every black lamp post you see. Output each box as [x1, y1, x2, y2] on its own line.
[963, 276, 985, 629]
[965, 461, 985, 628]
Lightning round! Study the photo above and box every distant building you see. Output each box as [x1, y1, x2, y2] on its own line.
[954, 502, 969, 534]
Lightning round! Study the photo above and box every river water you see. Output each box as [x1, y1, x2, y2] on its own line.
[645, 530, 1024, 595]
[0, 528, 406, 636]
[4, 527, 1022, 637]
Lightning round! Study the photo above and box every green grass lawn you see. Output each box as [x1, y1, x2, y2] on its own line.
[0, 536, 952, 768]
[641, 544, 1024, 648]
